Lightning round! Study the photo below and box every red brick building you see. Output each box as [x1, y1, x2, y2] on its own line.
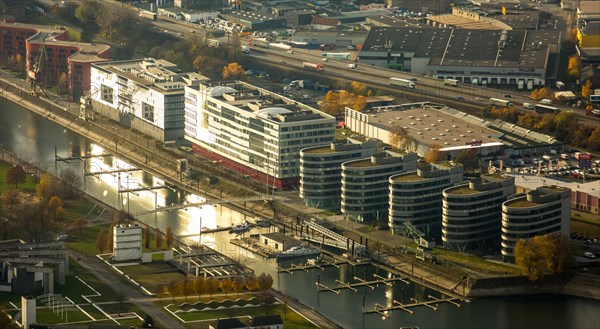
[0, 20, 111, 100]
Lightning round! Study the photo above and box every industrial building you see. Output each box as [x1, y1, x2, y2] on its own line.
[576, 1, 600, 66]
[344, 103, 562, 158]
[90, 58, 208, 142]
[291, 30, 369, 48]
[341, 150, 418, 222]
[220, 10, 287, 31]
[501, 186, 571, 262]
[358, 27, 561, 88]
[442, 174, 515, 251]
[300, 137, 378, 210]
[0, 21, 111, 100]
[184, 81, 336, 189]
[389, 161, 464, 237]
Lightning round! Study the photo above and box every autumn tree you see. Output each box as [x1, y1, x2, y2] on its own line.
[36, 173, 61, 201]
[192, 55, 203, 72]
[567, 54, 580, 78]
[156, 285, 166, 301]
[256, 273, 274, 314]
[219, 277, 232, 297]
[44, 195, 65, 224]
[205, 277, 220, 298]
[193, 277, 205, 298]
[514, 234, 576, 282]
[59, 167, 81, 199]
[155, 229, 163, 249]
[245, 276, 258, 294]
[58, 72, 69, 94]
[2, 189, 21, 220]
[164, 226, 174, 248]
[96, 229, 107, 253]
[231, 276, 245, 296]
[144, 226, 151, 249]
[588, 128, 600, 152]
[166, 280, 179, 302]
[517, 112, 541, 129]
[106, 223, 115, 252]
[177, 279, 189, 301]
[567, 28, 578, 44]
[73, 217, 87, 235]
[388, 126, 416, 150]
[14, 54, 24, 75]
[320, 90, 366, 116]
[222, 62, 247, 80]
[6, 165, 26, 188]
[350, 81, 367, 96]
[581, 79, 592, 99]
[424, 143, 445, 163]
[453, 149, 479, 172]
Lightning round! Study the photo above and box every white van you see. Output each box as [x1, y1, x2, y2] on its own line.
[543, 155, 552, 161]
[523, 103, 533, 109]
[347, 64, 357, 69]
[540, 99, 553, 105]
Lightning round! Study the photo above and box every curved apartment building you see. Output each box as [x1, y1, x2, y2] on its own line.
[442, 175, 515, 251]
[389, 162, 463, 237]
[341, 150, 417, 222]
[300, 138, 378, 209]
[501, 186, 571, 262]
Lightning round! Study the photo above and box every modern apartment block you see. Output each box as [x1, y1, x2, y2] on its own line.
[501, 186, 571, 262]
[442, 174, 515, 251]
[389, 161, 464, 238]
[0, 21, 111, 100]
[90, 58, 208, 142]
[184, 81, 336, 189]
[341, 150, 417, 222]
[300, 137, 378, 209]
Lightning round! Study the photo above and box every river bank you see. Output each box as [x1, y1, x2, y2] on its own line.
[1, 73, 598, 302]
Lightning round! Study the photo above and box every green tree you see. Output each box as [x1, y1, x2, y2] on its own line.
[96, 229, 107, 253]
[75, 0, 101, 41]
[6, 165, 26, 188]
[453, 149, 479, 172]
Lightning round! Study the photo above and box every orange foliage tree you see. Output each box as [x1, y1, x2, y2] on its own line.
[222, 62, 247, 80]
[567, 55, 580, 77]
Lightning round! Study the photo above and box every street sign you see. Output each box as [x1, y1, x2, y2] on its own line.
[578, 153, 592, 168]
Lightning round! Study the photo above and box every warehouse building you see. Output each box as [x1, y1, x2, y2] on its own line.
[220, 10, 287, 31]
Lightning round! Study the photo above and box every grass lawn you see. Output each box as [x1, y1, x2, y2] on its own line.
[66, 224, 111, 256]
[0, 292, 22, 309]
[432, 249, 519, 275]
[0, 161, 37, 193]
[35, 307, 92, 324]
[118, 262, 185, 289]
[61, 199, 96, 222]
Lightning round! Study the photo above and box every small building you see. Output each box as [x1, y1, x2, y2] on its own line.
[209, 318, 247, 329]
[113, 224, 143, 261]
[260, 233, 301, 252]
[442, 174, 515, 251]
[220, 10, 287, 31]
[249, 314, 283, 329]
[501, 186, 571, 262]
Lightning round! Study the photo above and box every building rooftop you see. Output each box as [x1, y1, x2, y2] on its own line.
[392, 172, 425, 182]
[579, 1, 600, 18]
[365, 15, 429, 28]
[504, 196, 540, 208]
[510, 175, 599, 198]
[198, 81, 333, 124]
[427, 12, 512, 30]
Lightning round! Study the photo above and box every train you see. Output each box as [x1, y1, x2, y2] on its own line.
[489, 98, 513, 107]
[389, 78, 415, 89]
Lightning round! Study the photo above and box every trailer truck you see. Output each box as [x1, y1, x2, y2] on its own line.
[444, 79, 459, 86]
[489, 98, 513, 107]
[303, 62, 324, 71]
[321, 53, 351, 60]
[250, 38, 270, 48]
[389, 77, 415, 89]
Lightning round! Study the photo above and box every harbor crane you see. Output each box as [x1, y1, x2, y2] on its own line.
[399, 222, 435, 262]
[29, 39, 48, 97]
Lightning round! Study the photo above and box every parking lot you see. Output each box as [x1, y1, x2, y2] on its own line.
[489, 150, 600, 179]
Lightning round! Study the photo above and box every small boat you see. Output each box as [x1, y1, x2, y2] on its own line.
[277, 246, 320, 259]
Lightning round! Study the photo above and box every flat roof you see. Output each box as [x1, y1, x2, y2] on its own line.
[365, 15, 429, 28]
[504, 196, 540, 208]
[510, 175, 600, 198]
[260, 232, 301, 245]
[427, 13, 512, 30]
[363, 105, 500, 148]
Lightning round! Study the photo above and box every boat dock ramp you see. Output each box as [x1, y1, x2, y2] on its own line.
[365, 295, 462, 318]
[316, 273, 410, 295]
[231, 237, 277, 258]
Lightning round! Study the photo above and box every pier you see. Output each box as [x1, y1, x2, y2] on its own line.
[364, 295, 462, 317]
[277, 260, 347, 274]
[316, 273, 410, 294]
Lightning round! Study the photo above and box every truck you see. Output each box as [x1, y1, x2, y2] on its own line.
[270, 43, 292, 51]
[534, 104, 559, 114]
[321, 52, 351, 60]
[303, 62, 324, 71]
[250, 38, 270, 48]
[444, 78, 459, 86]
[489, 98, 513, 107]
[241, 46, 250, 54]
[347, 63, 357, 69]
[389, 77, 415, 89]
[539, 99, 553, 105]
[139, 10, 157, 21]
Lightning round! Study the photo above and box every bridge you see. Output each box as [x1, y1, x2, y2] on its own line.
[133, 195, 273, 216]
[300, 220, 366, 256]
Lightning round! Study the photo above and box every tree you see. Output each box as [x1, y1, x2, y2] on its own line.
[36, 173, 60, 201]
[567, 28, 578, 44]
[424, 143, 445, 163]
[231, 276, 245, 296]
[156, 285, 166, 301]
[229, 30, 242, 61]
[453, 149, 479, 171]
[106, 223, 115, 252]
[193, 277, 205, 298]
[353, 95, 367, 111]
[222, 62, 247, 80]
[96, 229, 107, 253]
[45, 195, 65, 223]
[542, 234, 577, 274]
[350, 81, 367, 96]
[75, 0, 101, 41]
[581, 79, 592, 99]
[588, 128, 600, 152]
[164, 226, 174, 248]
[59, 167, 81, 199]
[74, 217, 87, 235]
[219, 278, 232, 297]
[514, 237, 547, 282]
[205, 277, 220, 298]
[192, 55, 203, 72]
[388, 126, 416, 150]
[6, 165, 26, 188]
[567, 54, 580, 78]
[58, 72, 69, 94]
[144, 226, 151, 249]
[177, 279, 189, 301]
[2, 189, 21, 220]
[155, 229, 163, 249]
[256, 273, 274, 314]
[14, 54, 24, 74]
[166, 280, 179, 302]
[245, 276, 258, 294]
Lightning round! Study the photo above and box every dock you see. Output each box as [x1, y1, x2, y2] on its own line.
[364, 295, 462, 317]
[316, 273, 410, 294]
[277, 260, 347, 274]
[230, 237, 277, 258]
[178, 225, 244, 238]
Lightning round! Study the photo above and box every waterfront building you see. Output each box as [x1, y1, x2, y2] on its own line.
[300, 137, 378, 209]
[0, 21, 111, 101]
[90, 58, 208, 142]
[389, 161, 464, 238]
[184, 81, 335, 189]
[442, 174, 515, 251]
[501, 186, 571, 262]
[341, 150, 417, 222]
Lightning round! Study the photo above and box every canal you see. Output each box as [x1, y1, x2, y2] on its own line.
[1, 97, 598, 329]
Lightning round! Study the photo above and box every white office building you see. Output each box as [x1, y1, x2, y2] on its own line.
[184, 81, 336, 189]
[90, 58, 208, 142]
[501, 186, 571, 262]
[113, 224, 143, 261]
